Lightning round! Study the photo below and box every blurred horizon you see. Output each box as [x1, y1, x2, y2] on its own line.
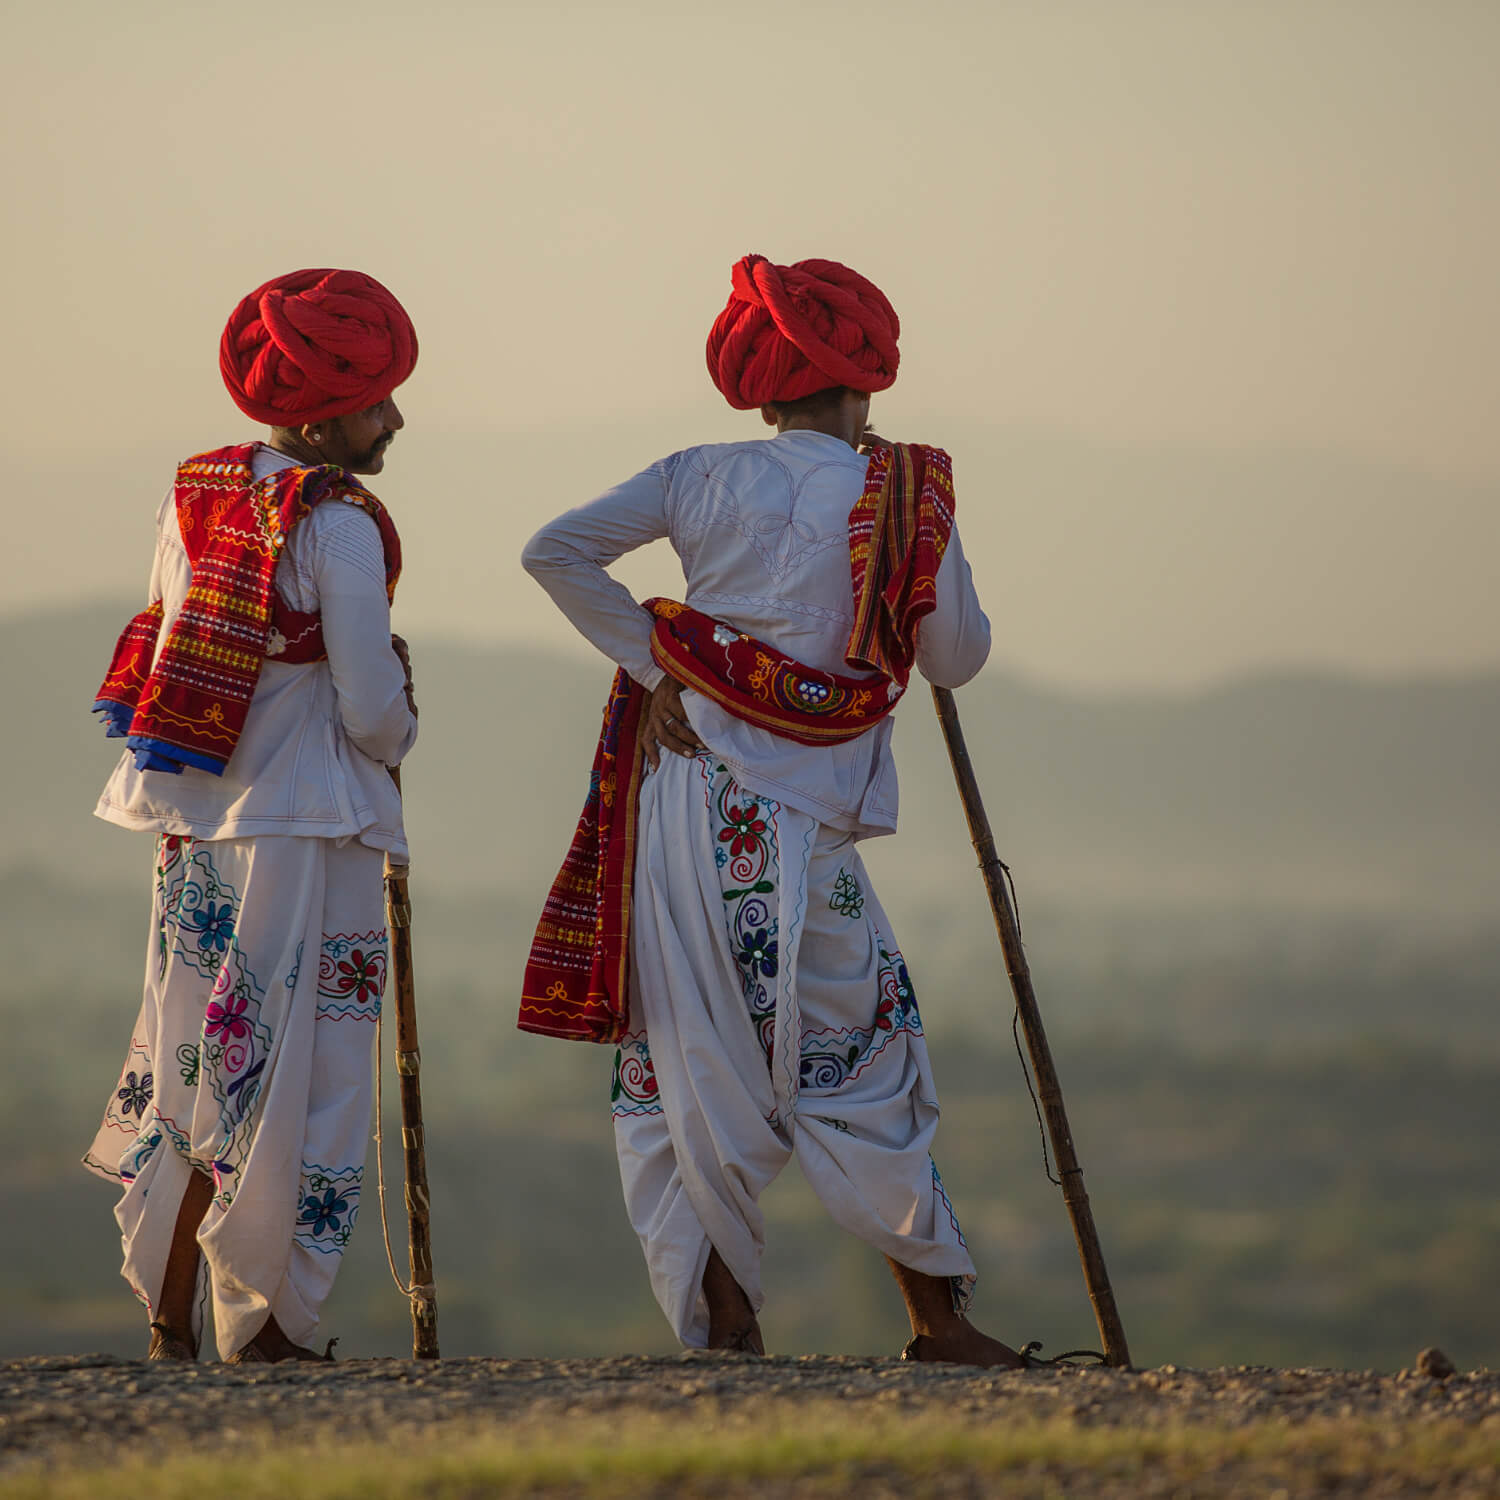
[4, 0, 1497, 691]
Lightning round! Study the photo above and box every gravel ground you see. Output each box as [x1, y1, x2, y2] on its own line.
[3, 1353, 1497, 1494]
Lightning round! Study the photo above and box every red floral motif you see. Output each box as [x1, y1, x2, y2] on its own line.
[718, 802, 767, 859]
[332, 949, 386, 1004]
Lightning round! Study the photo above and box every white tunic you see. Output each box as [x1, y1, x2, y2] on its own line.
[521, 429, 991, 838]
[95, 445, 418, 856]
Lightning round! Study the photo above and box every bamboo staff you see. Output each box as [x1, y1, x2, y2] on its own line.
[382, 765, 440, 1358]
[931, 686, 1132, 1369]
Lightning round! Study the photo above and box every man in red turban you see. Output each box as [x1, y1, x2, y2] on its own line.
[524, 256, 1028, 1366]
[86, 270, 419, 1363]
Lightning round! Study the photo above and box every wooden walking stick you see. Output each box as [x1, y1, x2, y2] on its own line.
[379, 764, 440, 1358]
[931, 686, 1132, 1369]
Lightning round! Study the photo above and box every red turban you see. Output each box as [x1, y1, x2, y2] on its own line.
[219, 268, 418, 426]
[705, 255, 900, 410]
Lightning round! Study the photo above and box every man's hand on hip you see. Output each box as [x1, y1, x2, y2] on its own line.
[641, 676, 703, 771]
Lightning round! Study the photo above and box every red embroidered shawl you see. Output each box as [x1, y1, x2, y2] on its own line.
[519, 442, 955, 1044]
[93, 444, 401, 776]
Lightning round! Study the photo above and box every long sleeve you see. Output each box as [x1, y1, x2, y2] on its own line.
[309, 503, 418, 767]
[146, 492, 170, 604]
[914, 525, 991, 688]
[149, 489, 192, 642]
[521, 461, 673, 692]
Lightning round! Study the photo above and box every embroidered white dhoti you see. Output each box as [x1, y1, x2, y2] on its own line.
[84, 833, 385, 1358]
[613, 751, 975, 1346]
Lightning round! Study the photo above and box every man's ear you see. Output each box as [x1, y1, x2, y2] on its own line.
[760, 405, 779, 428]
[300, 422, 326, 447]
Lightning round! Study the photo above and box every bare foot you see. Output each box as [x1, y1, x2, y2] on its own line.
[902, 1323, 1028, 1369]
[228, 1313, 335, 1364]
[702, 1246, 766, 1355]
[885, 1257, 1027, 1368]
[146, 1321, 197, 1362]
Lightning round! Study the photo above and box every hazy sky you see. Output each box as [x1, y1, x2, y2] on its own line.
[5, 0, 1496, 690]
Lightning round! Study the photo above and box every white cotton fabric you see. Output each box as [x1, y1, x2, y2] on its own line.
[614, 752, 976, 1346]
[526, 426, 993, 1346]
[85, 834, 385, 1358]
[95, 444, 417, 857]
[522, 429, 990, 838]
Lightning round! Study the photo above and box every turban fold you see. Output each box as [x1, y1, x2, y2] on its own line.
[219, 268, 418, 426]
[706, 255, 900, 410]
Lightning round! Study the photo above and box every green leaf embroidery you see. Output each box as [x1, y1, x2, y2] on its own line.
[721, 880, 775, 901]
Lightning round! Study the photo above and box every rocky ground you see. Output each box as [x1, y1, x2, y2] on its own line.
[3, 1352, 1497, 1496]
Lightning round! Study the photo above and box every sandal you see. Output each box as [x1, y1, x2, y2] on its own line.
[1015, 1340, 1107, 1368]
[147, 1321, 198, 1362]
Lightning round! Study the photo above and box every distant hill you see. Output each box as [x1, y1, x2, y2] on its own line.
[10, 600, 1497, 921]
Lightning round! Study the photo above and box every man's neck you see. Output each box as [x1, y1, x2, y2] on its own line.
[775, 415, 861, 450]
[266, 429, 324, 467]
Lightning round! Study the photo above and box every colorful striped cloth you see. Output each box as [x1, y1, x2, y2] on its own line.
[518, 442, 955, 1044]
[93, 445, 401, 776]
[846, 442, 954, 681]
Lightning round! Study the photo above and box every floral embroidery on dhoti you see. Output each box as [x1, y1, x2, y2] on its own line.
[612, 752, 976, 1346]
[316, 930, 388, 1021]
[84, 834, 385, 1358]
